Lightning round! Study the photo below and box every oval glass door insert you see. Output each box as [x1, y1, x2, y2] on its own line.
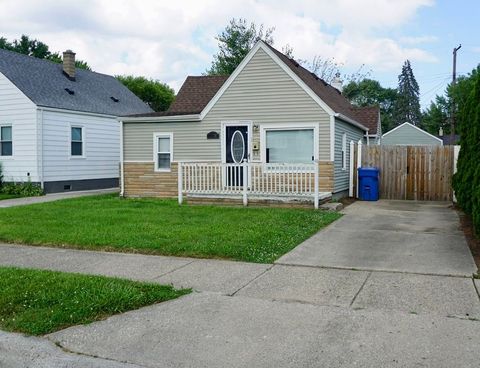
[231, 130, 245, 163]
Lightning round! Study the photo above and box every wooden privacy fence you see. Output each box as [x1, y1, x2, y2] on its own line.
[359, 145, 455, 201]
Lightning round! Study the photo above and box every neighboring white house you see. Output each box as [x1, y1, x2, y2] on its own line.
[0, 49, 152, 193]
[381, 122, 443, 146]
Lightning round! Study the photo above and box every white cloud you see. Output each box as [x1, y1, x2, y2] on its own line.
[399, 35, 438, 45]
[0, 0, 437, 91]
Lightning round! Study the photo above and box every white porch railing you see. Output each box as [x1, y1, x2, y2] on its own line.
[178, 162, 320, 208]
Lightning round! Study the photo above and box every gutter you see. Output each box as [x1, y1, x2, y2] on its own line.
[120, 114, 201, 123]
[120, 120, 125, 197]
[334, 113, 369, 132]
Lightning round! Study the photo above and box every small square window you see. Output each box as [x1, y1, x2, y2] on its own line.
[71, 127, 83, 156]
[0, 126, 13, 156]
[155, 134, 172, 170]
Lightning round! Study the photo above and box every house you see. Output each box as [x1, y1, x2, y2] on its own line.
[382, 122, 443, 146]
[353, 106, 382, 144]
[0, 48, 153, 193]
[120, 41, 380, 206]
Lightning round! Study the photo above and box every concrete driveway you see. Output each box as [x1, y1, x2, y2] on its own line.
[278, 200, 477, 277]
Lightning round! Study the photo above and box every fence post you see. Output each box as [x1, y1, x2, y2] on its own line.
[356, 140, 362, 198]
[178, 162, 183, 205]
[242, 163, 248, 206]
[453, 145, 460, 203]
[349, 140, 354, 197]
[314, 161, 319, 209]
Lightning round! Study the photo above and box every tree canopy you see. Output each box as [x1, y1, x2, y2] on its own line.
[0, 34, 91, 70]
[394, 60, 421, 126]
[452, 69, 480, 234]
[343, 79, 398, 132]
[116, 75, 175, 112]
[207, 18, 275, 75]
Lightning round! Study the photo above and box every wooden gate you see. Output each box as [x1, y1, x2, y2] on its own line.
[361, 145, 454, 201]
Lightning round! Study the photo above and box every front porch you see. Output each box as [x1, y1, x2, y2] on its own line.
[178, 162, 332, 209]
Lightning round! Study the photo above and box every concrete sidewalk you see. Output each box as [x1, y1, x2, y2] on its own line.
[1, 243, 480, 367]
[0, 188, 118, 208]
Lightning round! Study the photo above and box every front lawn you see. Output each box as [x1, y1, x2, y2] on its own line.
[0, 193, 21, 200]
[0, 194, 341, 263]
[0, 266, 189, 335]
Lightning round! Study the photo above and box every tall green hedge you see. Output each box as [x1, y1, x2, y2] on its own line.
[453, 71, 480, 234]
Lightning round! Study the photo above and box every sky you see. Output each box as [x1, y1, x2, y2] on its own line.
[0, 0, 479, 109]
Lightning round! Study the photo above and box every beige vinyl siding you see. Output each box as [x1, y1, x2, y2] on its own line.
[333, 118, 364, 193]
[382, 123, 442, 146]
[123, 47, 331, 162]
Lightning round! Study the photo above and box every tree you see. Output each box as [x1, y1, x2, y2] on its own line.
[393, 60, 421, 126]
[421, 65, 479, 135]
[116, 75, 175, 112]
[343, 79, 398, 132]
[421, 95, 450, 135]
[452, 69, 480, 234]
[0, 34, 91, 70]
[207, 18, 275, 75]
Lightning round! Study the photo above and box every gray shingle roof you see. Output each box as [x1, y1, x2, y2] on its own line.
[0, 48, 153, 116]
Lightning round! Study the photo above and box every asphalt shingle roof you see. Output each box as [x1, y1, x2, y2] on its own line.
[0, 48, 153, 116]
[351, 106, 380, 135]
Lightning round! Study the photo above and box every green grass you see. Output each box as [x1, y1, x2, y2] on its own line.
[0, 194, 341, 263]
[0, 193, 21, 200]
[0, 266, 190, 335]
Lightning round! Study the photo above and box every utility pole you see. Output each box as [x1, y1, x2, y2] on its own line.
[451, 44, 461, 140]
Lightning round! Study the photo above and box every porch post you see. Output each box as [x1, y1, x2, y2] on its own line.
[349, 140, 354, 197]
[242, 163, 248, 206]
[356, 140, 363, 198]
[178, 162, 183, 205]
[314, 161, 319, 209]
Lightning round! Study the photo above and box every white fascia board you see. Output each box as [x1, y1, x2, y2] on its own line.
[37, 106, 118, 119]
[200, 42, 265, 120]
[120, 114, 201, 123]
[334, 113, 369, 132]
[199, 41, 337, 119]
[382, 122, 443, 143]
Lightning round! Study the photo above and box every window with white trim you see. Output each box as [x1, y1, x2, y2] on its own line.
[265, 129, 314, 163]
[341, 132, 347, 170]
[71, 127, 84, 156]
[155, 133, 172, 171]
[1, 126, 13, 156]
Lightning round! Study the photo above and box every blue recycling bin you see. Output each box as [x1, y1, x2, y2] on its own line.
[358, 167, 380, 201]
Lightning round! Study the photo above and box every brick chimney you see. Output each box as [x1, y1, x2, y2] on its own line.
[62, 50, 76, 80]
[331, 72, 343, 93]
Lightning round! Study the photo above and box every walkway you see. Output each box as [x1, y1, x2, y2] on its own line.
[0, 188, 118, 208]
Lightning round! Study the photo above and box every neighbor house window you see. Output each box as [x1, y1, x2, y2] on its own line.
[155, 133, 172, 171]
[342, 132, 347, 170]
[0, 126, 12, 156]
[71, 127, 84, 156]
[265, 129, 314, 163]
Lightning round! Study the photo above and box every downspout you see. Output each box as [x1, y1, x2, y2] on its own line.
[38, 108, 44, 190]
[119, 120, 125, 197]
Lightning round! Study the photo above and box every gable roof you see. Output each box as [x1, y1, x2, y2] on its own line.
[352, 106, 380, 135]
[383, 122, 443, 143]
[123, 41, 374, 131]
[0, 48, 153, 116]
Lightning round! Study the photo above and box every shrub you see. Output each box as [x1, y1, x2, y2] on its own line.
[453, 70, 480, 235]
[1, 181, 44, 197]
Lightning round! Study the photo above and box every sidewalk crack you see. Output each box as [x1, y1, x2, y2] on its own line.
[349, 272, 371, 307]
[230, 264, 274, 296]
